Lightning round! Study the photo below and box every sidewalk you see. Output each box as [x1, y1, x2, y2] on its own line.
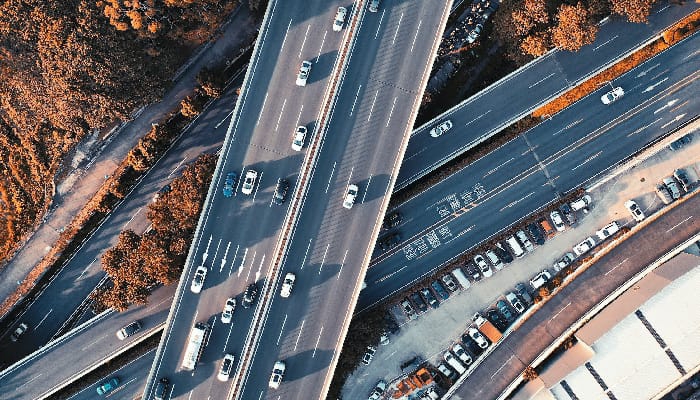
[0, 5, 259, 311]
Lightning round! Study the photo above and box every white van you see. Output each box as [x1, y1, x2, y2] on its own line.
[505, 235, 525, 258]
[515, 230, 535, 252]
[451, 267, 471, 290]
[443, 351, 467, 375]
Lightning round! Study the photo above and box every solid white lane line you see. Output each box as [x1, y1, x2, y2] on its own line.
[410, 20, 422, 53]
[361, 175, 373, 204]
[500, 192, 535, 212]
[229, 245, 240, 277]
[552, 118, 583, 136]
[326, 162, 337, 193]
[77, 257, 97, 280]
[256, 93, 269, 127]
[528, 73, 555, 89]
[318, 243, 330, 275]
[220, 242, 231, 273]
[491, 356, 513, 379]
[275, 98, 287, 132]
[245, 251, 256, 282]
[627, 117, 662, 137]
[211, 238, 222, 269]
[280, 19, 292, 53]
[16, 374, 42, 390]
[464, 110, 491, 127]
[122, 207, 142, 229]
[299, 25, 311, 58]
[294, 320, 306, 351]
[605, 257, 630, 276]
[35, 309, 53, 329]
[337, 249, 349, 280]
[237, 247, 248, 277]
[592, 35, 618, 51]
[666, 216, 693, 233]
[224, 321, 234, 350]
[374, 10, 386, 39]
[550, 302, 572, 322]
[392, 12, 404, 45]
[312, 326, 324, 358]
[277, 314, 288, 345]
[367, 90, 379, 122]
[202, 235, 213, 264]
[300, 238, 313, 270]
[349, 85, 362, 116]
[483, 157, 515, 178]
[295, 104, 304, 127]
[317, 30, 328, 61]
[251, 171, 263, 203]
[572, 151, 602, 171]
[168, 157, 188, 178]
[385, 97, 397, 128]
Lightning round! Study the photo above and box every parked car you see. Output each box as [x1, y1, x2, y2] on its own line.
[280, 272, 296, 298]
[436, 363, 456, 380]
[596, 221, 620, 240]
[553, 252, 576, 272]
[473, 254, 493, 278]
[332, 6, 347, 31]
[222, 172, 236, 198]
[221, 298, 236, 323]
[451, 343, 473, 365]
[506, 292, 526, 313]
[382, 211, 402, 230]
[673, 169, 691, 192]
[550, 210, 567, 231]
[362, 346, 377, 365]
[559, 203, 577, 225]
[505, 235, 525, 258]
[96, 377, 120, 396]
[624, 200, 645, 222]
[486, 308, 510, 332]
[380, 331, 390, 346]
[190, 265, 207, 294]
[663, 177, 682, 200]
[496, 300, 517, 322]
[242, 283, 258, 308]
[217, 353, 235, 381]
[296, 60, 312, 86]
[431, 280, 450, 300]
[420, 288, 440, 308]
[378, 232, 401, 251]
[573, 237, 597, 256]
[401, 298, 417, 320]
[461, 333, 484, 356]
[291, 125, 307, 151]
[429, 120, 453, 137]
[273, 179, 289, 205]
[11, 323, 29, 342]
[600, 86, 624, 104]
[443, 351, 467, 375]
[515, 230, 535, 252]
[515, 283, 534, 306]
[464, 262, 482, 281]
[154, 377, 169, 400]
[655, 183, 674, 204]
[530, 270, 552, 290]
[467, 327, 489, 348]
[466, 23, 483, 43]
[527, 222, 545, 245]
[485, 249, 503, 270]
[570, 194, 592, 212]
[539, 218, 556, 239]
[116, 320, 142, 340]
[669, 133, 692, 151]
[368, 0, 381, 13]
[441, 274, 459, 292]
[494, 243, 514, 263]
[410, 292, 428, 313]
[241, 169, 258, 195]
[368, 380, 387, 400]
[343, 184, 359, 209]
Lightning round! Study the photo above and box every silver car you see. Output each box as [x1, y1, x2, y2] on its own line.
[429, 120, 453, 137]
[296, 60, 312, 86]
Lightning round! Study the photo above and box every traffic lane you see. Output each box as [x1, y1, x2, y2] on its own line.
[457, 192, 700, 399]
[396, 53, 568, 189]
[360, 170, 555, 310]
[374, 137, 539, 261]
[553, 2, 700, 82]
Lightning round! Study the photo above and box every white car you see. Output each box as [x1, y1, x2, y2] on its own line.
[530, 270, 552, 290]
[550, 210, 566, 231]
[467, 327, 489, 349]
[291, 126, 307, 151]
[296, 60, 312, 86]
[437, 363, 456, 379]
[485, 249, 503, 271]
[333, 7, 347, 31]
[429, 120, 453, 137]
[506, 292, 526, 313]
[570, 194, 592, 212]
[553, 252, 576, 272]
[573, 237, 596, 256]
[343, 184, 359, 209]
[269, 361, 286, 389]
[368, 380, 387, 400]
[190, 265, 207, 293]
[473, 254, 493, 278]
[217, 353, 235, 381]
[280, 272, 296, 298]
[221, 297, 236, 323]
[596, 221, 620, 240]
[624, 200, 645, 222]
[601, 86, 624, 104]
[451, 343, 473, 365]
[241, 169, 258, 195]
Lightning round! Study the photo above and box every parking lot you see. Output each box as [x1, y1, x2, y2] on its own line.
[342, 126, 699, 399]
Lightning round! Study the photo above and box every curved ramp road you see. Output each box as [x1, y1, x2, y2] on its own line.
[359, 32, 700, 312]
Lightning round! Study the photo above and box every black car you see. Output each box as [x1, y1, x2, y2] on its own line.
[494, 243, 513, 263]
[116, 320, 142, 340]
[430, 280, 450, 300]
[674, 169, 691, 192]
[515, 282, 534, 306]
[486, 308, 510, 332]
[526, 222, 545, 246]
[464, 262, 482, 282]
[559, 203, 576, 225]
[669, 134, 692, 151]
[382, 211, 402, 230]
[410, 292, 428, 313]
[378, 232, 401, 251]
[154, 377, 170, 400]
[273, 179, 289, 204]
[496, 300, 516, 323]
[461, 333, 484, 356]
[242, 283, 258, 308]
[420, 288, 440, 308]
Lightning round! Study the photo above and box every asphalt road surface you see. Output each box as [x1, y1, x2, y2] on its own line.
[394, 1, 700, 189]
[359, 31, 700, 312]
[453, 191, 700, 399]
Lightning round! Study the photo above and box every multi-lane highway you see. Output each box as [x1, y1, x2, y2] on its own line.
[395, 1, 700, 189]
[359, 31, 700, 311]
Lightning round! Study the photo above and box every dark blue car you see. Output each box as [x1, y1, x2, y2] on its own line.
[431, 280, 450, 300]
[222, 172, 237, 198]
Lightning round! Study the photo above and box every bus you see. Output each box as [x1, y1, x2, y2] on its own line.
[182, 322, 209, 371]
